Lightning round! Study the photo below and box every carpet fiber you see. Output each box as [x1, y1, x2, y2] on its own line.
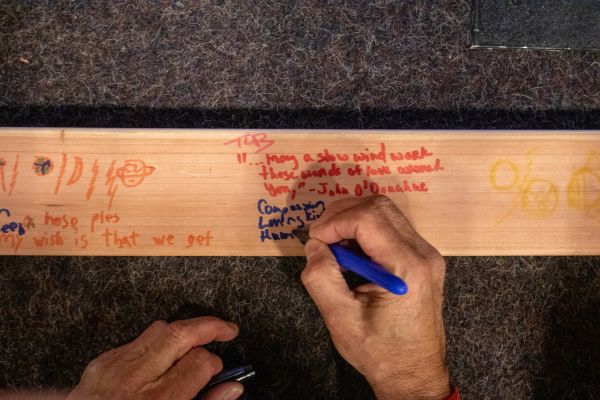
[1, 1, 600, 399]
[472, 0, 600, 49]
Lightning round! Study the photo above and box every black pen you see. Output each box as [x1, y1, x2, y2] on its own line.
[193, 364, 255, 400]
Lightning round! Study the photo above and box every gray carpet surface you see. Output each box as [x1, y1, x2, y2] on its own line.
[1, 1, 600, 399]
[473, 0, 600, 50]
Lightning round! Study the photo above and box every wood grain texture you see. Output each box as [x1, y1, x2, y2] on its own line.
[1, 128, 599, 256]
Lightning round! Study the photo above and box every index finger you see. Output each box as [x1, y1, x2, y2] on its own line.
[134, 317, 239, 374]
[309, 196, 431, 275]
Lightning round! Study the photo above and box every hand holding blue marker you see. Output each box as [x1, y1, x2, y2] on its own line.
[292, 228, 408, 295]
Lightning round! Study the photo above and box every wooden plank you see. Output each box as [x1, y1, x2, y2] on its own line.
[1, 128, 599, 256]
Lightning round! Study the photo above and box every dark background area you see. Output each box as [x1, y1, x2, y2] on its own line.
[1, 1, 600, 399]
[472, 0, 600, 50]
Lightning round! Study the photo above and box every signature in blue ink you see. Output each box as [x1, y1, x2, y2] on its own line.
[257, 199, 325, 242]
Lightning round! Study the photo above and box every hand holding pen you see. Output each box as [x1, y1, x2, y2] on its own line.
[293, 228, 408, 295]
[299, 195, 451, 400]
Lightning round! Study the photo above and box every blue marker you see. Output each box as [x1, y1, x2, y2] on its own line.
[293, 228, 408, 295]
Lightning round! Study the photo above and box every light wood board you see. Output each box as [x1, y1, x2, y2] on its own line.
[1, 128, 599, 256]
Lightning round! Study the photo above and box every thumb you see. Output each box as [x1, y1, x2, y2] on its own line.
[301, 239, 357, 315]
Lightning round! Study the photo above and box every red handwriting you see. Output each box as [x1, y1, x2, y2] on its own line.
[366, 165, 392, 176]
[224, 133, 274, 154]
[300, 164, 342, 180]
[259, 164, 345, 181]
[264, 183, 296, 199]
[258, 166, 298, 181]
[230, 142, 445, 200]
[314, 149, 350, 163]
[354, 180, 428, 196]
[397, 159, 444, 174]
[352, 143, 387, 163]
[390, 146, 433, 161]
[266, 154, 299, 170]
[312, 182, 349, 196]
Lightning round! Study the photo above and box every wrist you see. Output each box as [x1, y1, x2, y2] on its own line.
[368, 366, 451, 400]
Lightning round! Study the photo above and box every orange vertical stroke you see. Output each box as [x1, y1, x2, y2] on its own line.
[0, 160, 6, 192]
[85, 160, 99, 200]
[107, 185, 118, 210]
[14, 236, 24, 254]
[8, 155, 20, 195]
[67, 156, 83, 185]
[105, 160, 117, 210]
[105, 160, 116, 186]
[54, 153, 68, 194]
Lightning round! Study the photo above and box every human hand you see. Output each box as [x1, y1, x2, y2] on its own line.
[67, 317, 244, 400]
[301, 195, 450, 400]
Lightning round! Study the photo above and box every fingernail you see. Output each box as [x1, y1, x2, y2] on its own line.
[222, 385, 244, 400]
[304, 239, 321, 259]
[226, 322, 238, 330]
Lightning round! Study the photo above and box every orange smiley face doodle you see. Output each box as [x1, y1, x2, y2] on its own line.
[115, 160, 156, 187]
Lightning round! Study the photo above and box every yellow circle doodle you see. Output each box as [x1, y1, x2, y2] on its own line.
[520, 179, 559, 218]
[567, 166, 600, 219]
[490, 159, 520, 191]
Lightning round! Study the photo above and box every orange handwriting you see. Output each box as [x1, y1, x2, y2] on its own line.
[153, 234, 176, 246]
[85, 159, 100, 200]
[66, 156, 83, 186]
[54, 153, 67, 194]
[101, 228, 140, 248]
[185, 231, 213, 248]
[32, 231, 64, 247]
[75, 234, 89, 249]
[116, 160, 156, 187]
[9, 154, 19, 195]
[0, 157, 6, 192]
[90, 211, 120, 233]
[0, 233, 24, 253]
[44, 211, 79, 232]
